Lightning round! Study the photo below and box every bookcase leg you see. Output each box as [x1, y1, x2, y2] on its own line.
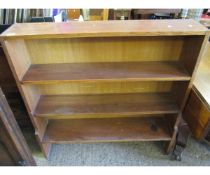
[171, 120, 191, 161]
[36, 135, 52, 158]
[165, 116, 190, 161]
[165, 114, 181, 154]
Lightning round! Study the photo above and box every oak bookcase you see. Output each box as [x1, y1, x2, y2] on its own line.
[0, 20, 208, 158]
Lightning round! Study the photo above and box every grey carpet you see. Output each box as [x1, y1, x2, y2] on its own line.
[33, 137, 210, 166]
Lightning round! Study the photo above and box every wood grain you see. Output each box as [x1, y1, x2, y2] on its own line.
[22, 62, 190, 84]
[183, 89, 210, 140]
[34, 93, 179, 119]
[21, 84, 41, 112]
[35, 81, 172, 95]
[1, 40, 52, 158]
[1, 19, 207, 39]
[1, 20, 207, 156]
[183, 31, 210, 140]
[180, 35, 205, 75]
[25, 37, 184, 64]
[176, 34, 209, 111]
[2, 39, 31, 80]
[43, 117, 171, 143]
[171, 81, 189, 108]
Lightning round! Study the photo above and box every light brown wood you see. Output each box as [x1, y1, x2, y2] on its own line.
[27, 81, 172, 95]
[171, 81, 189, 108]
[3, 40, 31, 80]
[1, 19, 207, 39]
[183, 89, 210, 140]
[103, 9, 109, 20]
[67, 9, 81, 20]
[1, 20, 207, 157]
[35, 134, 51, 158]
[183, 32, 210, 141]
[193, 40, 210, 108]
[166, 34, 209, 153]
[22, 62, 190, 84]
[180, 36, 205, 75]
[25, 37, 184, 64]
[34, 93, 179, 119]
[165, 114, 182, 154]
[175, 34, 209, 111]
[1, 40, 52, 158]
[194, 66, 210, 109]
[43, 117, 171, 143]
[21, 84, 41, 112]
[21, 81, 173, 118]
[86, 9, 109, 21]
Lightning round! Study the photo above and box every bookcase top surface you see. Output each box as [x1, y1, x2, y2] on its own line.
[0, 19, 207, 39]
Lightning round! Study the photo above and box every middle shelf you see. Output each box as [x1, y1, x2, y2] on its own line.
[34, 92, 180, 119]
[21, 61, 191, 84]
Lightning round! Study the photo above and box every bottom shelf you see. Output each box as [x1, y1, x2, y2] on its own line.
[42, 117, 172, 143]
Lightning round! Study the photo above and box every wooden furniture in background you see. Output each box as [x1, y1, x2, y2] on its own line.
[0, 20, 208, 158]
[113, 9, 131, 20]
[82, 9, 109, 21]
[133, 9, 181, 19]
[0, 88, 36, 166]
[67, 9, 81, 20]
[183, 31, 210, 141]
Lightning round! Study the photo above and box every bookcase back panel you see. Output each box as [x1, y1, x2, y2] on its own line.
[22, 81, 172, 96]
[25, 36, 184, 64]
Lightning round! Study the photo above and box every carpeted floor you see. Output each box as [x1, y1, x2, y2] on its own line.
[25, 128, 210, 166]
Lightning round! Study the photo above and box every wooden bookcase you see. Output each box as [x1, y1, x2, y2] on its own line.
[0, 20, 208, 158]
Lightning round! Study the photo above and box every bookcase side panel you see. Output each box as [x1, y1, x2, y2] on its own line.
[1, 39, 51, 157]
[178, 34, 209, 110]
[180, 35, 206, 76]
[21, 84, 41, 113]
[3, 39, 31, 80]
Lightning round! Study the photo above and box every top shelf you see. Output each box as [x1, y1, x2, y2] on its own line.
[0, 20, 207, 39]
